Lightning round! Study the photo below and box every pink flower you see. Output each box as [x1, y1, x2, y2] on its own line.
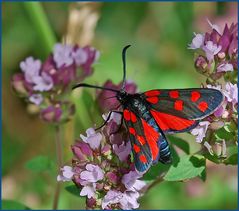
[80, 184, 96, 199]
[102, 190, 140, 210]
[191, 121, 210, 143]
[29, 94, 43, 105]
[20, 57, 41, 84]
[224, 82, 238, 105]
[113, 141, 131, 161]
[57, 166, 74, 182]
[102, 190, 124, 209]
[80, 164, 104, 183]
[217, 63, 234, 72]
[120, 191, 140, 210]
[202, 41, 222, 62]
[32, 72, 53, 91]
[72, 48, 88, 66]
[188, 33, 205, 49]
[53, 43, 74, 68]
[80, 128, 103, 150]
[122, 171, 146, 191]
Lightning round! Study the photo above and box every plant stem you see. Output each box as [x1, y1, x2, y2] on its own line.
[143, 175, 164, 195]
[23, 2, 57, 56]
[53, 125, 63, 210]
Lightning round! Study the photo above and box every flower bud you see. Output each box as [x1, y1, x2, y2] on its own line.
[209, 120, 224, 130]
[71, 141, 93, 162]
[86, 197, 96, 209]
[40, 105, 62, 123]
[194, 56, 208, 74]
[11, 73, 29, 96]
[101, 144, 112, 157]
[106, 172, 118, 184]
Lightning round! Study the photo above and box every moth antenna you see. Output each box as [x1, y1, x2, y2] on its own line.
[72, 83, 119, 93]
[121, 45, 131, 90]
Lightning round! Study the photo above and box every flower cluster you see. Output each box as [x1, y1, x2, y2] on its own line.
[12, 44, 99, 123]
[58, 113, 146, 209]
[189, 20, 238, 156]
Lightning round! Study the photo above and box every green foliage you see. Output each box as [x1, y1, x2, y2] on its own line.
[168, 135, 190, 154]
[2, 200, 31, 210]
[65, 185, 81, 198]
[25, 155, 54, 172]
[224, 145, 238, 165]
[164, 155, 206, 181]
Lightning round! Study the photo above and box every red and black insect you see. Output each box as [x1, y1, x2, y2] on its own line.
[73, 45, 223, 173]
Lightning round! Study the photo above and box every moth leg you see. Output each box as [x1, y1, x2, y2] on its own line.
[95, 110, 122, 130]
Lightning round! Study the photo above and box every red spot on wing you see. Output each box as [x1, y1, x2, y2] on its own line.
[130, 112, 137, 123]
[191, 91, 201, 102]
[145, 90, 161, 97]
[137, 135, 146, 145]
[139, 155, 147, 163]
[151, 110, 195, 131]
[123, 109, 131, 121]
[169, 90, 179, 98]
[146, 97, 159, 104]
[198, 101, 208, 112]
[174, 100, 183, 111]
[133, 144, 140, 153]
[142, 119, 159, 160]
[129, 127, 136, 135]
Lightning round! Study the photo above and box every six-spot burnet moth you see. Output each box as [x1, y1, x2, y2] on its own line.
[73, 45, 223, 173]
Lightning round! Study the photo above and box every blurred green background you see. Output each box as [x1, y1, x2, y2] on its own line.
[2, 2, 238, 209]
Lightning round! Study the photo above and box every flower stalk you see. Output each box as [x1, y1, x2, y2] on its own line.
[53, 125, 63, 210]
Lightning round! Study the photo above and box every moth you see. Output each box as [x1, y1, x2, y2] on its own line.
[73, 45, 223, 173]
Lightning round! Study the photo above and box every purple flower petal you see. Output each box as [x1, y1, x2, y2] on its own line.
[188, 33, 205, 49]
[202, 41, 222, 62]
[113, 141, 131, 161]
[191, 121, 210, 143]
[53, 43, 74, 68]
[224, 82, 238, 105]
[102, 190, 123, 209]
[80, 164, 104, 183]
[57, 166, 74, 182]
[120, 191, 140, 210]
[80, 128, 102, 150]
[29, 94, 43, 105]
[80, 184, 96, 199]
[122, 171, 146, 191]
[72, 48, 88, 66]
[20, 57, 42, 84]
[33, 72, 53, 91]
[217, 63, 234, 72]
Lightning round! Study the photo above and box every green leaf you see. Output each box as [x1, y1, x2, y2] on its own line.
[143, 162, 170, 181]
[214, 126, 234, 140]
[2, 200, 31, 210]
[25, 155, 54, 172]
[143, 144, 179, 181]
[168, 135, 190, 154]
[224, 146, 238, 165]
[65, 185, 81, 197]
[164, 155, 206, 181]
